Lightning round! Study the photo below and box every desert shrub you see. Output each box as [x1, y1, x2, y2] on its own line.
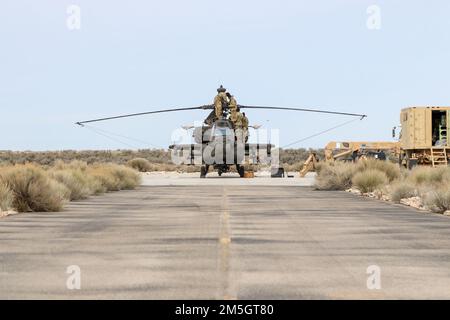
[279, 148, 324, 165]
[0, 149, 172, 167]
[0, 181, 14, 211]
[314, 162, 326, 174]
[0, 149, 326, 171]
[53, 159, 88, 171]
[314, 163, 357, 190]
[127, 158, 152, 172]
[355, 159, 401, 182]
[425, 188, 450, 213]
[87, 166, 121, 191]
[85, 175, 106, 195]
[283, 162, 304, 172]
[183, 165, 202, 173]
[389, 182, 417, 203]
[108, 164, 141, 189]
[408, 167, 449, 186]
[352, 169, 388, 193]
[91, 172, 118, 191]
[49, 169, 92, 200]
[87, 164, 140, 191]
[0, 164, 69, 212]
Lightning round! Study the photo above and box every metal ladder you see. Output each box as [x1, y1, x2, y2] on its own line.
[430, 148, 448, 167]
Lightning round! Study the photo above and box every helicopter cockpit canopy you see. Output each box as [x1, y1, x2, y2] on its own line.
[212, 118, 234, 140]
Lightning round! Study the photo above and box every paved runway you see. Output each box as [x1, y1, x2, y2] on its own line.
[140, 171, 316, 186]
[1, 178, 450, 299]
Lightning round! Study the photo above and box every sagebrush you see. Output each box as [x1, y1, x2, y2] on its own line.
[389, 182, 417, 203]
[0, 181, 14, 211]
[352, 169, 388, 193]
[315, 159, 450, 214]
[314, 162, 356, 190]
[0, 164, 69, 212]
[0, 148, 323, 173]
[0, 161, 141, 213]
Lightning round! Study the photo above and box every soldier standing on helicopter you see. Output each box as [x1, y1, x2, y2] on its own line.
[234, 107, 245, 144]
[242, 112, 249, 142]
[226, 92, 238, 125]
[214, 85, 229, 119]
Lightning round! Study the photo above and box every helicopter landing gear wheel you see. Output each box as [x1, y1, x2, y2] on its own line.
[236, 164, 245, 178]
[200, 165, 208, 178]
[218, 170, 222, 177]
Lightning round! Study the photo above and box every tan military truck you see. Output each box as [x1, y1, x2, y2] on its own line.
[299, 107, 449, 177]
[324, 141, 400, 163]
[299, 141, 399, 177]
[395, 106, 449, 168]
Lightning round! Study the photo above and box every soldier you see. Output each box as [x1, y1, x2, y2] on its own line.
[214, 85, 228, 119]
[226, 92, 238, 125]
[242, 112, 249, 142]
[234, 107, 245, 144]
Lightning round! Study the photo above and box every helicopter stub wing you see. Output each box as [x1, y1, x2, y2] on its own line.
[169, 143, 274, 164]
[168, 143, 274, 150]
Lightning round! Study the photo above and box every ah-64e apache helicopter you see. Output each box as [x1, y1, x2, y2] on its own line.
[76, 86, 366, 178]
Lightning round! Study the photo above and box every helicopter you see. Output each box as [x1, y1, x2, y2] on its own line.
[76, 86, 367, 178]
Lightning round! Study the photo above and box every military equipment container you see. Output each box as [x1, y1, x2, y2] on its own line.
[399, 106, 450, 168]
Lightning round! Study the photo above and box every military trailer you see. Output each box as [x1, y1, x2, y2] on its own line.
[397, 106, 449, 168]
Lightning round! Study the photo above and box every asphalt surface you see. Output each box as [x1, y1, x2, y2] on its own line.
[1, 175, 450, 299]
[140, 171, 316, 186]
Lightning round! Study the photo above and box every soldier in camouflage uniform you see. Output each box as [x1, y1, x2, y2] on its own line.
[214, 85, 229, 119]
[242, 112, 249, 142]
[234, 107, 245, 144]
[226, 92, 238, 126]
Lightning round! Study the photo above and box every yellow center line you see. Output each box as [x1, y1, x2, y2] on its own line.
[218, 187, 236, 300]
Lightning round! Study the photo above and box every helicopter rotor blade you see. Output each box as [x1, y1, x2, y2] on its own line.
[75, 103, 366, 126]
[76, 105, 214, 126]
[238, 105, 367, 119]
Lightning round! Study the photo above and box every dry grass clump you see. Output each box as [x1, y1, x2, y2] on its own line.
[352, 169, 388, 193]
[87, 164, 141, 191]
[316, 160, 450, 215]
[1, 148, 325, 170]
[315, 159, 401, 192]
[424, 188, 450, 214]
[49, 169, 93, 200]
[127, 158, 152, 172]
[0, 162, 141, 213]
[107, 164, 141, 190]
[0, 164, 69, 212]
[389, 182, 417, 203]
[87, 166, 120, 191]
[0, 181, 14, 211]
[0, 149, 172, 166]
[314, 162, 326, 174]
[53, 159, 88, 171]
[355, 159, 401, 182]
[282, 162, 303, 172]
[314, 162, 357, 190]
[408, 166, 450, 186]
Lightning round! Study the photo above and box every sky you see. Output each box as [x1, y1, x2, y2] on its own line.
[1, 0, 450, 151]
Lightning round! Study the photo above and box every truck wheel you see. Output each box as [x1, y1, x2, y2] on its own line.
[407, 158, 418, 170]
